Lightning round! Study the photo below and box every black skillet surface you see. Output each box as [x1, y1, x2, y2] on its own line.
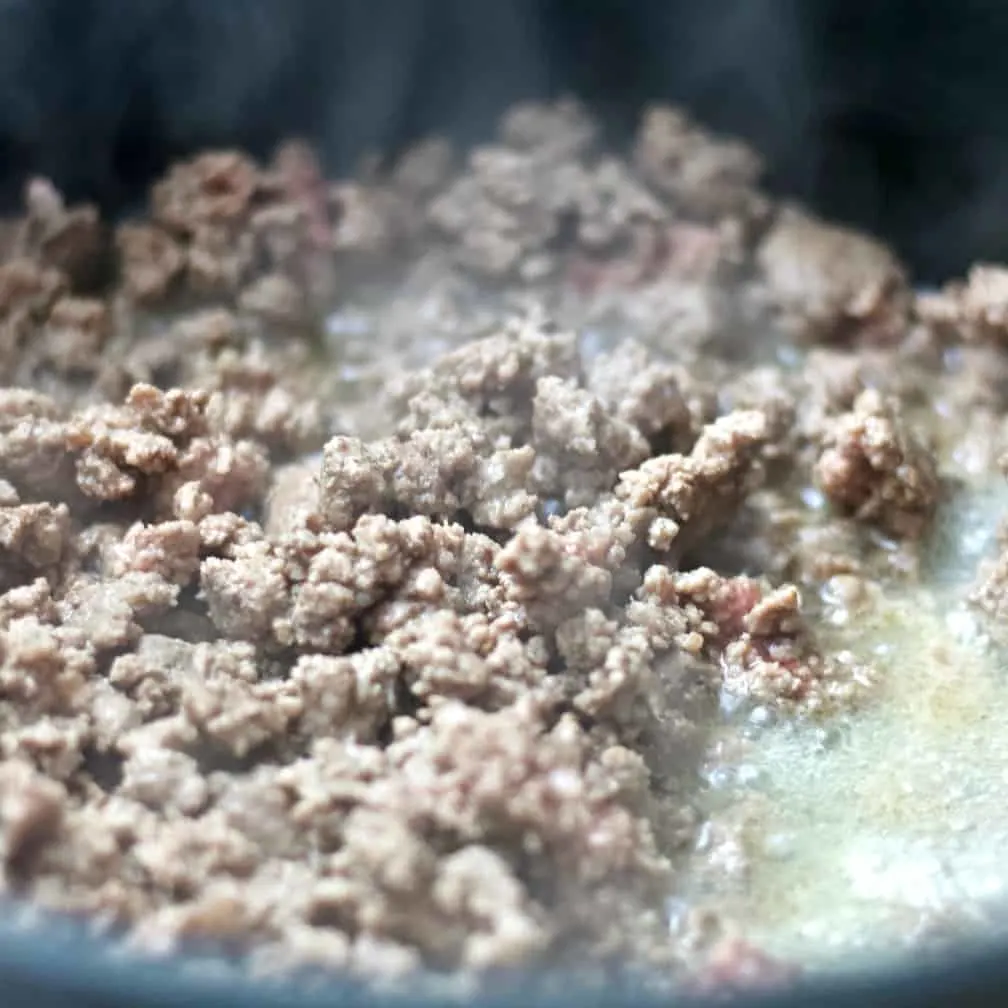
[0, 913, 1004, 1008]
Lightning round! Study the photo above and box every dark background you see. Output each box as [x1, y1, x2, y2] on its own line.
[0, 0, 1006, 282]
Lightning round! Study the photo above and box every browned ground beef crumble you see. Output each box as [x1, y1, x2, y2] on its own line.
[0, 97, 1005, 996]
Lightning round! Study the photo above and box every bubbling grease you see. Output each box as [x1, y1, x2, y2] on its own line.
[683, 476, 1008, 970]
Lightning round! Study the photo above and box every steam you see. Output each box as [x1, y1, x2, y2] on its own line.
[0, 1, 1008, 278]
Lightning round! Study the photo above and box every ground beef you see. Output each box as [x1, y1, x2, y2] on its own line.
[969, 447, 1008, 629]
[426, 98, 764, 301]
[0, 95, 986, 1000]
[17, 178, 107, 293]
[633, 106, 767, 225]
[585, 339, 694, 445]
[757, 207, 910, 344]
[815, 388, 941, 539]
[119, 144, 414, 322]
[685, 937, 801, 996]
[428, 131, 667, 284]
[970, 550, 1008, 630]
[116, 223, 186, 304]
[917, 264, 1008, 347]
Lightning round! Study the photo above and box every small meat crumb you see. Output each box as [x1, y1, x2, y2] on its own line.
[758, 207, 910, 344]
[815, 389, 940, 539]
[917, 264, 1008, 346]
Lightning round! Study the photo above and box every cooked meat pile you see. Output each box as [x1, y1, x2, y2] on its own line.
[2, 98, 1008, 996]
